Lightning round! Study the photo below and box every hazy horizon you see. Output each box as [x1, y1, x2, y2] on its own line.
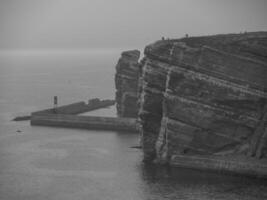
[0, 0, 267, 50]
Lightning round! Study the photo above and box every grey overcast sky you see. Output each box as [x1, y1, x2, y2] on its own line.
[0, 0, 266, 49]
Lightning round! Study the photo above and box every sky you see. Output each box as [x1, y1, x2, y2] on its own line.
[0, 0, 266, 49]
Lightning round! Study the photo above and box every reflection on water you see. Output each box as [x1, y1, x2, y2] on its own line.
[0, 50, 266, 200]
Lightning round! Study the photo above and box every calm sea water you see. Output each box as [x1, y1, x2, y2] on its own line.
[0, 49, 266, 200]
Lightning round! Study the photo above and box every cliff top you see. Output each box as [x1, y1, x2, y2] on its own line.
[121, 50, 140, 61]
[145, 31, 267, 62]
[144, 32, 267, 91]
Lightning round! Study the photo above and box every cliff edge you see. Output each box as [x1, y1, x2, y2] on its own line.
[115, 32, 267, 177]
[115, 50, 141, 117]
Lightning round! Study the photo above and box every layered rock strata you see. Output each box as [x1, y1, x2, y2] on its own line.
[115, 32, 267, 176]
[138, 32, 267, 166]
[115, 50, 140, 117]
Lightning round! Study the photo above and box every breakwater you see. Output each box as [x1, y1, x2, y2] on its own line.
[29, 98, 137, 132]
[32, 99, 115, 115]
[13, 98, 115, 121]
[171, 155, 267, 179]
[31, 114, 138, 132]
[13, 115, 31, 121]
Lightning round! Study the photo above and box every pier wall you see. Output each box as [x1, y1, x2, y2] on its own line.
[32, 99, 115, 115]
[31, 114, 138, 132]
[171, 155, 267, 179]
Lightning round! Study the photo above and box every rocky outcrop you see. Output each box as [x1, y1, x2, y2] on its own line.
[115, 32, 267, 177]
[140, 32, 267, 163]
[115, 50, 141, 117]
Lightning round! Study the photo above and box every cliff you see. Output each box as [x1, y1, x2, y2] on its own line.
[116, 32, 267, 177]
[115, 50, 141, 117]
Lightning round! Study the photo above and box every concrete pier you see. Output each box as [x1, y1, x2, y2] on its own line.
[31, 114, 138, 132]
[13, 99, 115, 121]
[171, 155, 267, 179]
[32, 99, 115, 116]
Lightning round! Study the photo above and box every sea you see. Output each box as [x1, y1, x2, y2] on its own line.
[0, 49, 266, 200]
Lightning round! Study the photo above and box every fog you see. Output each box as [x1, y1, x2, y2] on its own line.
[0, 0, 266, 49]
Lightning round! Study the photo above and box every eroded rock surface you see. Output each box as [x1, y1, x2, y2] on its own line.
[140, 32, 267, 164]
[115, 50, 140, 117]
[115, 32, 267, 176]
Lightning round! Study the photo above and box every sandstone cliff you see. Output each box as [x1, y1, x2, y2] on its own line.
[115, 32, 267, 177]
[115, 50, 140, 117]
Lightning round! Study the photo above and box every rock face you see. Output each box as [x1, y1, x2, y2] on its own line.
[115, 32, 267, 177]
[140, 32, 267, 163]
[115, 50, 141, 117]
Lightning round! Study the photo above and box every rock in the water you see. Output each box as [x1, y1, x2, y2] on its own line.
[115, 32, 267, 177]
[139, 32, 267, 163]
[115, 50, 141, 117]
